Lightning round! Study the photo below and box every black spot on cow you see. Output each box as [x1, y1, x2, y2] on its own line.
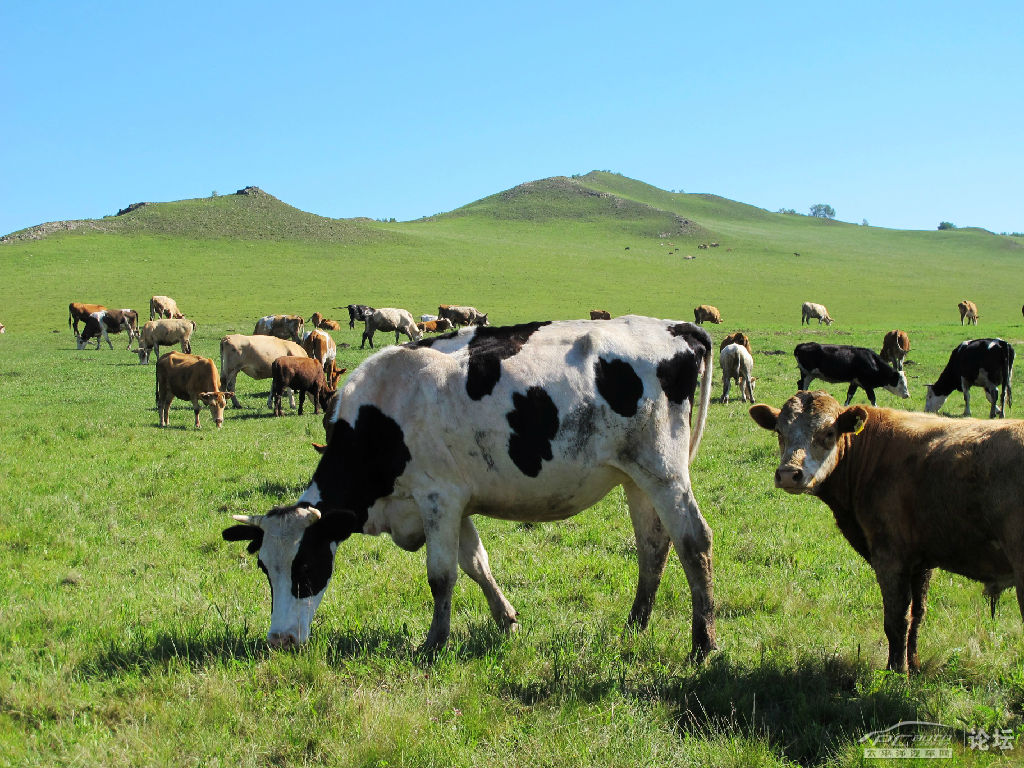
[506, 386, 559, 477]
[560, 402, 598, 459]
[311, 404, 411, 523]
[594, 357, 643, 417]
[466, 321, 551, 400]
[407, 330, 459, 349]
[667, 322, 712, 358]
[657, 351, 700, 405]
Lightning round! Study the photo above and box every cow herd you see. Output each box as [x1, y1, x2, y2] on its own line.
[62, 293, 1024, 673]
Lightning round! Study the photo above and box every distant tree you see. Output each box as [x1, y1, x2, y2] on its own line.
[809, 203, 835, 219]
[861, 219, 869, 226]
[210, 190, 218, 198]
[938, 221, 958, 230]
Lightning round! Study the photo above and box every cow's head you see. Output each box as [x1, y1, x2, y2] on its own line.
[134, 347, 151, 364]
[887, 369, 910, 399]
[199, 391, 231, 427]
[75, 333, 97, 350]
[749, 391, 867, 494]
[924, 385, 948, 413]
[222, 505, 361, 648]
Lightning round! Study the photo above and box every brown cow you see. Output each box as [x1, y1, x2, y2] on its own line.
[693, 305, 722, 325]
[150, 295, 184, 320]
[253, 314, 304, 342]
[958, 300, 979, 325]
[156, 351, 232, 429]
[416, 318, 454, 334]
[751, 390, 1024, 672]
[590, 309, 612, 320]
[271, 356, 345, 416]
[302, 328, 338, 371]
[879, 329, 911, 371]
[719, 332, 752, 355]
[69, 302, 107, 335]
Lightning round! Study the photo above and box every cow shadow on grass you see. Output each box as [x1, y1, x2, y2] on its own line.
[322, 620, 511, 667]
[80, 629, 270, 679]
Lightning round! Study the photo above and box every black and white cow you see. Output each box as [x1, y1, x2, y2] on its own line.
[925, 338, 1014, 418]
[794, 343, 909, 406]
[347, 304, 375, 330]
[224, 315, 718, 658]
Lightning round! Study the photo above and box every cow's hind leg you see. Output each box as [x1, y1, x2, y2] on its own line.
[907, 568, 932, 673]
[458, 518, 518, 633]
[623, 480, 671, 631]
[984, 382, 1000, 418]
[844, 382, 859, 405]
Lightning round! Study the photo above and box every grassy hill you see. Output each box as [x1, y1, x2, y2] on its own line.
[2, 172, 1024, 767]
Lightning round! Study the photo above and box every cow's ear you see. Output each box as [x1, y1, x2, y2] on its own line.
[222, 525, 263, 554]
[749, 404, 780, 431]
[835, 406, 868, 435]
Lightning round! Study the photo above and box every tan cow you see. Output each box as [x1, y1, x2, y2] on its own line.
[302, 328, 338, 371]
[155, 352, 232, 429]
[438, 305, 489, 327]
[693, 305, 722, 325]
[253, 314, 304, 343]
[801, 302, 833, 326]
[150, 295, 184, 320]
[751, 390, 1024, 672]
[134, 319, 197, 364]
[719, 332, 752, 355]
[220, 334, 308, 409]
[879, 329, 911, 371]
[958, 300, 979, 325]
[0, 321, 5, 334]
[590, 309, 612, 320]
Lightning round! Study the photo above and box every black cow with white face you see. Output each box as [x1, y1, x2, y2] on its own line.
[794, 342, 910, 406]
[224, 315, 718, 658]
[347, 304, 375, 329]
[925, 338, 1014, 418]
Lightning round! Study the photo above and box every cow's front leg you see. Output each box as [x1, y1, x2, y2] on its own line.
[417, 491, 465, 653]
[191, 399, 202, 428]
[458, 517, 518, 633]
[874, 562, 912, 673]
[961, 379, 972, 416]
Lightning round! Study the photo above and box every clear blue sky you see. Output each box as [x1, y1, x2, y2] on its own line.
[4, 1, 1022, 236]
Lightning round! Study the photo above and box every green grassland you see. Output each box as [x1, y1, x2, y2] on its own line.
[2, 174, 1023, 766]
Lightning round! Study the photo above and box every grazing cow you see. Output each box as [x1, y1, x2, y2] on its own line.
[155, 352, 232, 429]
[253, 314, 304, 343]
[75, 309, 140, 350]
[958, 300, 979, 326]
[223, 316, 718, 657]
[416, 318, 454, 334]
[719, 343, 755, 404]
[361, 308, 422, 349]
[309, 312, 325, 328]
[318, 319, 342, 331]
[693, 305, 722, 325]
[302, 328, 338, 371]
[150, 295, 184, 320]
[925, 338, 1014, 418]
[439, 305, 490, 328]
[347, 304, 375, 330]
[68, 302, 106, 336]
[879, 329, 911, 371]
[719, 332, 752, 356]
[801, 302, 833, 326]
[750, 390, 1024, 672]
[698, 243, 709, 250]
[271, 357, 345, 416]
[794, 343, 909, 406]
[134, 319, 196, 364]
[219, 334, 308, 409]
[590, 309, 612, 320]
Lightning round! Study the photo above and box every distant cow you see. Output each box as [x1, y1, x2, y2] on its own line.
[254, 314, 304, 343]
[223, 315, 717, 657]
[155, 352, 232, 429]
[751, 390, 1024, 672]
[150, 295, 184, 320]
[0, 321, 5, 334]
[271, 356, 345, 416]
[347, 304, 375, 329]
[719, 343, 755, 404]
[134, 319, 196, 364]
[220, 334, 308, 409]
[879, 330, 911, 371]
[794, 342, 909, 405]
[958, 300, 979, 326]
[693, 305, 722, 325]
[925, 338, 1014, 418]
[361, 308, 422, 349]
[719, 332, 752, 356]
[302, 328, 338, 371]
[68, 302, 107, 336]
[416, 318, 454, 334]
[801, 302, 833, 326]
[308, 312, 341, 331]
[590, 309, 612, 320]
[75, 309, 140, 350]
[439, 305, 489, 327]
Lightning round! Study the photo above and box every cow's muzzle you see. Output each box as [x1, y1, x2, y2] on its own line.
[267, 631, 300, 650]
[774, 465, 805, 492]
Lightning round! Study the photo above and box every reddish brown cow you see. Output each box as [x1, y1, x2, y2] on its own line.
[590, 309, 612, 320]
[271, 357, 345, 416]
[156, 352, 232, 429]
[416, 318, 454, 334]
[879, 329, 911, 371]
[69, 302, 107, 335]
[719, 332, 752, 355]
[693, 305, 722, 325]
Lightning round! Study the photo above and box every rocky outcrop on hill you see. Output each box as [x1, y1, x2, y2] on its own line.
[1, 220, 109, 243]
[116, 202, 148, 216]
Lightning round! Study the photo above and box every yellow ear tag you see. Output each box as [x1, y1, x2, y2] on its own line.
[852, 416, 866, 435]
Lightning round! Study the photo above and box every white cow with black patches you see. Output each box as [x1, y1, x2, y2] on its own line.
[224, 315, 717, 658]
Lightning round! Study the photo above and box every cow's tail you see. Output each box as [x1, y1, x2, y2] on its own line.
[689, 340, 714, 463]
